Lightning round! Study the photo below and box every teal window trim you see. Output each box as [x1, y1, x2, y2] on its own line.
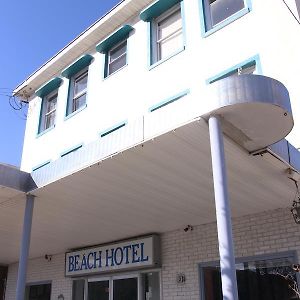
[60, 143, 83, 158]
[32, 160, 51, 172]
[206, 54, 262, 84]
[199, 0, 252, 37]
[35, 77, 62, 98]
[99, 121, 127, 138]
[36, 124, 55, 138]
[61, 54, 93, 79]
[96, 25, 133, 54]
[140, 0, 182, 21]
[64, 103, 87, 121]
[64, 67, 89, 118]
[149, 89, 190, 112]
[145, 1, 186, 68]
[149, 46, 185, 70]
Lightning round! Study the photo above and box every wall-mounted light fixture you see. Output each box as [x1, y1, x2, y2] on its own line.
[183, 225, 193, 232]
[58, 294, 64, 300]
[44, 254, 52, 262]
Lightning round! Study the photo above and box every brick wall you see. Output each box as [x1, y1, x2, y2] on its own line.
[5, 207, 300, 300]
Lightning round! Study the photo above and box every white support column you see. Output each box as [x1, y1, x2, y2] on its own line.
[208, 115, 239, 300]
[16, 194, 35, 300]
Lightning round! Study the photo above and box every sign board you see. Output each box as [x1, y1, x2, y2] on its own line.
[65, 235, 160, 277]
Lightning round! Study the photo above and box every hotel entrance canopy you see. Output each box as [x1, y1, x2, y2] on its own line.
[0, 75, 299, 265]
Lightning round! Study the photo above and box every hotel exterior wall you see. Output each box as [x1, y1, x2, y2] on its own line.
[20, 0, 300, 173]
[5, 206, 300, 300]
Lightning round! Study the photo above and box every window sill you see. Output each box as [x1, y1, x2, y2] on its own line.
[64, 104, 87, 121]
[36, 125, 55, 138]
[149, 46, 185, 71]
[202, 7, 250, 38]
[103, 64, 128, 80]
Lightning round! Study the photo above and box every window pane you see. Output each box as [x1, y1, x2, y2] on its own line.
[158, 10, 182, 40]
[88, 281, 109, 300]
[142, 272, 160, 300]
[209, 0, 244, 26]
[45, 112, 55, 129]
[113, 278, 138, 300]
[158, 32, 182, 60]
[46, 95, 57, 113]
[240, 64, 256, 75]
[72, 279, 85, 300]
[110, 42, 127, 62]
[108, 54, 126, 75]
[74, 73, 88, 96]
[156, 7, 183, 61]
[202, 256, 299, 300]
[73, 93, 86, 111]
[26, 284, 51, 300]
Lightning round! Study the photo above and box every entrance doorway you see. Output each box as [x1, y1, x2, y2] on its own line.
[0, 266, 8, 300]
[72, 271, 161, 300]
[88, 275, 138, 300]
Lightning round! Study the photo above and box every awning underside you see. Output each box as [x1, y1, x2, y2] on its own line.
[0, 120, 295, 264]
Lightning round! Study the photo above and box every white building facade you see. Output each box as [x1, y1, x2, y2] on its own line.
[1, 0, 300, 299]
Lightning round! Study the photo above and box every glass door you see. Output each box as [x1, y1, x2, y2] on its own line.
[86, 272, 160, 300]
[88, 279, 110, 300]
[112, 276, 138, 300]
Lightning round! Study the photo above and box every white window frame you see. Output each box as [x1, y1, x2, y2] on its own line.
[71, 68, 88, 113]
[152, 4, 183, 64]
[107, 39, 127, 76]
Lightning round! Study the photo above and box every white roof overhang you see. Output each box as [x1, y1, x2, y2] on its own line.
[13, 0, 154, 101]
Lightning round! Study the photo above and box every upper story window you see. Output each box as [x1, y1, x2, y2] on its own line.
[35, 77, 62, 135]
[140, 0, 184, 66]
[201, 0, 251, 34]
[72, 69, 88, 112]
[43, 91, 57, 130]
[107, 39, 127, 76]
[96, 25, 133, 78]
[154, 5, 183, 62]
[61, 54, 93, 117]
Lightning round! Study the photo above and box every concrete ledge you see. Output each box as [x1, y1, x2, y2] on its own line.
[0, 164, 36, 193]
[203, 75, 293, 152]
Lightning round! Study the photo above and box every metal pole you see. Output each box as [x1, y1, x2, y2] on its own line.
[208, 115, 239, 300]
[16, 194, 35, 300]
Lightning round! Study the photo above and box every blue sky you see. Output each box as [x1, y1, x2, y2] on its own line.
[0, 0, 119, 167]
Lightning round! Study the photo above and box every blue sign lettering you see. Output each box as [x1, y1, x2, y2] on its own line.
[106, 249, 115, 267]
[123, 245, 131, 264]
[114, 247, 124, 266]
[140, 243, 149, 262]
[132, 244, 140, 263]
[68, 255, 74, 272]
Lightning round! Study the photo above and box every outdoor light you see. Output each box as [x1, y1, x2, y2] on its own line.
[291, 182, 300, 224]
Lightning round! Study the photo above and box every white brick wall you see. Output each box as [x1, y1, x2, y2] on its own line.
[5, 206, 300, 300]
[5, 254, 72, 300]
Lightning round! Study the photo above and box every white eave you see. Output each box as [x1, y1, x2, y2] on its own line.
[13, 0, 153, 101]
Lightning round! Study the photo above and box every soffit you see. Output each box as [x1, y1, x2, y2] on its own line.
[0, 120, 295, 264]
[13, 0, 153, 100]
